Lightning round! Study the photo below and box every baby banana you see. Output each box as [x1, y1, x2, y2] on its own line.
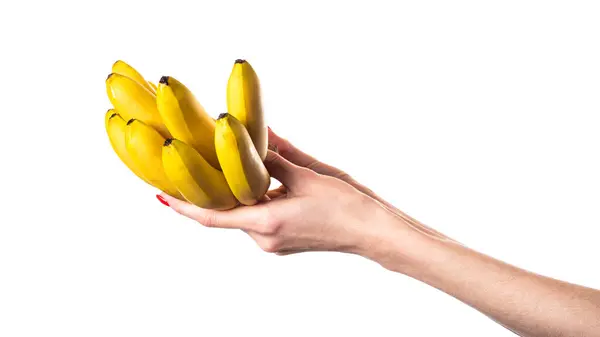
[105, 109, 151, 185]
[106, 73, 171, 139]
[162, 139, 238, 210]
[215, 113, 270, 206]
[226, 59, 268, 160]
[156, 76, 221, 170]
[111, 60, 156, 94]
[125, 119, 181, 198]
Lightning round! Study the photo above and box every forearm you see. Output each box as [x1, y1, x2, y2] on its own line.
[369, 216, 600, 336]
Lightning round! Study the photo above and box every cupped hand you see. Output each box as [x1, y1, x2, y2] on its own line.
[159, 146, 395, 256]
[158, 128, 403, 256]
[158, 127, 449, 257]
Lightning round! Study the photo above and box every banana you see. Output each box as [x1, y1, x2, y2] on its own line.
[125, 119, 181, 198]
[214, 113, 270, 206]
[112, 60, 156, 94]
[106, 73, 171, 139]
[156, 76, 221, 170]
[105, 109, 152, 185]
[148, 81, 158, 93]
[226, 59, 268, 160]
[162, 139, 238, 210]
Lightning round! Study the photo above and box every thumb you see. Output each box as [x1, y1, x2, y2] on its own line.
[263, 150, 305, 188]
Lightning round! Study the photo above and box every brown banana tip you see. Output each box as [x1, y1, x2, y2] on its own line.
[159, 76, 169, 85]
[217, 113, 229, 120]
[235, 59, 246, 64]
[164, 138, 173, 146]
[109, 112, 118, 119]
[106, 73, 114, 81]
[126, 118, 136, 125]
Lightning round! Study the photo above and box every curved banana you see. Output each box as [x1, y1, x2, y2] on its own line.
[156, 76, 221, 170]
[214, 113, 270, 205]
[105, 109, 151, 185]
[148, 81, 158, 93]
[162, 139, 238, 210]
[106, 73, 171, 139]
[125, 119, 181, 198]
[226, 59, 268, 160]
[112, 60, 156, 94]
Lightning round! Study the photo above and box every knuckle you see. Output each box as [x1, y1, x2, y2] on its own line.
[197, 212, 217, 228]
[299, 167, 318, 179]
[278, 141, 294, 156]
[336, 171, 353, 182]
[261, 239, 281, 253]
[259, 210, 280, 235]
[267, 153, 283, 166]
[305, 161, 320, 171]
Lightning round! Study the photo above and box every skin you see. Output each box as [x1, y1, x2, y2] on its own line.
[159, 128, 600, 337]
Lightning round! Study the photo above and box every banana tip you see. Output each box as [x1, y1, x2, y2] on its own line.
[159, 76, 169, 85]
[164, 138, 173, 147]
[126, 118, 136, 125]
[217, 113, 229, 120]
[109, 112, 118, 119]
[235, 59, 246, 64]
[106, 73, 114, 81]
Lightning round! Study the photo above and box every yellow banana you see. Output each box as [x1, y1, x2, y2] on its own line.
[112, 60, 156, 94]
[105, 109, 152, 185]
[214, 113, 270, 206]
[106, 73, 171, 139]
[162, 138, 238, 210]
[125, 119, 181, 198]
[148, 81, 158, 93]
[226, 59, 268, 160]
[156, 76, 221, 170]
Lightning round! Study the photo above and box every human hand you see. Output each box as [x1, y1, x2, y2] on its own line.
[265, 128, 451, 242]
[160, 129, 600, 337]
[158, 129, 402, 258]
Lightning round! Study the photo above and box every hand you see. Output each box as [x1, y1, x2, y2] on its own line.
[160, 128, 600, 337]
[265, 128, 451, 242]
[158, 128, 404, 258]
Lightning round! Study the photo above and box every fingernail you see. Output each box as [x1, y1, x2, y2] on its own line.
[156, 194, 169, 206]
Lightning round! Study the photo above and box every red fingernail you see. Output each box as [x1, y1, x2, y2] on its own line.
[156, 195, 169, 206]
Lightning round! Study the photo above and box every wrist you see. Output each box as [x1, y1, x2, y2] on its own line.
[357, 205, 445, 276]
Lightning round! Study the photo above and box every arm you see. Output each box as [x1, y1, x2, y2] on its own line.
[158, 128, 600, 337]
[367, 213, 600, 336]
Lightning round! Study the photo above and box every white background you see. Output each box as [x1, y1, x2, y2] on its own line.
[1, 1, 599, 336]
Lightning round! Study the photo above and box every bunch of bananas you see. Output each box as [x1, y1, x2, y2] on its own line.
[104, 59, 270, 210]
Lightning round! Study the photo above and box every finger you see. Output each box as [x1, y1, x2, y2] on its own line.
[263, 150, 307, 188]
[268, 127, 318, 167]
[268, 127, 349, 179]
[159, 193, 268, 232]
[267, 184, 286, 193]
[266, 190, 285, 199]
[266, 185, 287, 199]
